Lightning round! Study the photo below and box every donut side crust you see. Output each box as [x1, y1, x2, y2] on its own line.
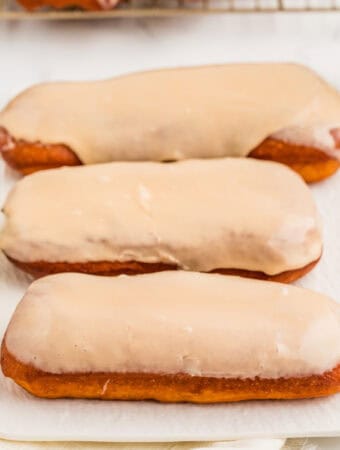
[0, 130, 81, 175]
[2, 344, 340, 402]
[1, 129, 339, 182]
[4, 254, 320, 283]
[249, 137, 340, 183]
[14, 0, 100, 11]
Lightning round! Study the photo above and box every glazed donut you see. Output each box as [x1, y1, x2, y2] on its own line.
[0, 158, 322, 281]
[1, 63, 340, 182]
[2, 272, 340, 402]
[15, 0, 119, 11]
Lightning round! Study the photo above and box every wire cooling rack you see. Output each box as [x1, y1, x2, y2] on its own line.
[0, 0, 340, 21]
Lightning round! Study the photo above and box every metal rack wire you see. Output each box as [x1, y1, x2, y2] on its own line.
[1, 0, 340, 20]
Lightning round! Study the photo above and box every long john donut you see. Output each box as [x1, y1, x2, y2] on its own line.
[0, 158, 322, 281]
[1, 63, 340, 182]
[2, 272, 340, 402]
[15, 0, 119, 10]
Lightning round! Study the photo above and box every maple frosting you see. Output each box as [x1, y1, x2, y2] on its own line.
[1, 63, 340, 164]
[0, 158, 322, 275]
[4, 272, 340, 378]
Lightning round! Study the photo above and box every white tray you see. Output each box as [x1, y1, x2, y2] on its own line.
[1, 159, 340, 442]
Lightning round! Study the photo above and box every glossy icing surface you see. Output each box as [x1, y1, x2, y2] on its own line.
[5, 272, 340, 378]
[0, 158, 322, 275]
[1, 63, 340, 163]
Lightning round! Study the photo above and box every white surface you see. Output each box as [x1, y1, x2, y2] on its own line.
[1, 13, 340, 109]
[1, 11, 340, 445]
